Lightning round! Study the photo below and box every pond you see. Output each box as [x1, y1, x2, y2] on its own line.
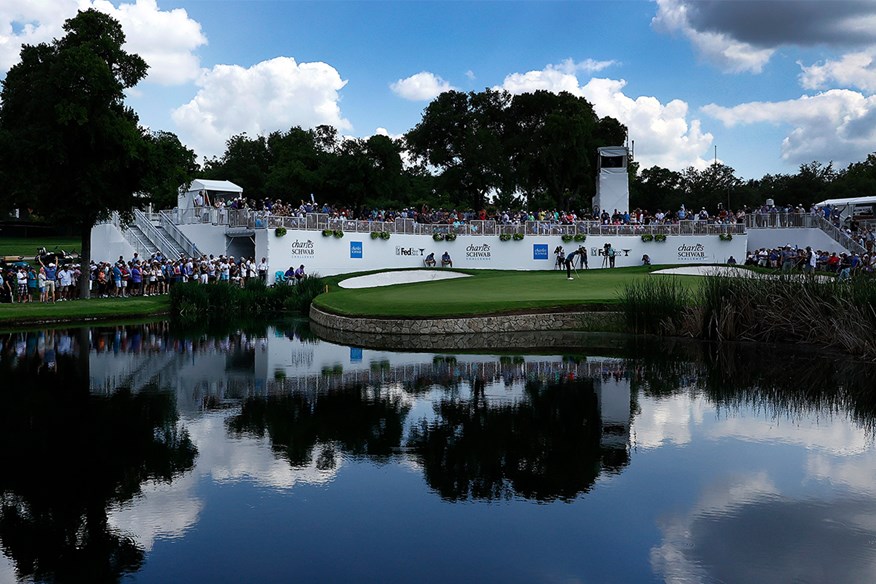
[1, 322, 875, 583]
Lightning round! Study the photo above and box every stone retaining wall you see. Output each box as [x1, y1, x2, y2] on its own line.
[309, 306, 624, 336]
[309, 321, 632, 352]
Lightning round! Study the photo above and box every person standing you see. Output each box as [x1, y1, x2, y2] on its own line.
[258, 257, 268, 282]
[27, 266, 38, 302]
[57, 264, 73, 300]
[16, 267, 28, 302]
[804, 246, 816, 275]
[43, 262, 57, 302]
[38, 266, 47, 303]
[565, 248, 583, 280]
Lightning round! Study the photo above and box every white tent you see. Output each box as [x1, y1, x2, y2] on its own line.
[178, 179, 243, 209]
[814, 195, 876, 207]
[815, 195, 876, 220]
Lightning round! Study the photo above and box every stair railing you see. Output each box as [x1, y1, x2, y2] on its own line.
[158, 210, 204, 258]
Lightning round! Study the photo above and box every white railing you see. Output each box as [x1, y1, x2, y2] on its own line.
[109, 211, 152, 256]
[814, 216, 867, 255]
[158, 211, 204, 258]
[165, 209, 747, 238]
[743, 212, 867, 254]
[133, 209, 178, 257]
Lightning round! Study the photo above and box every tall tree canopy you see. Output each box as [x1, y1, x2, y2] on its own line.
[141, 131, 199, 209]
[0, 9, 150, 297]
[405, 89, 627, 210]
[204, 125, 426, 210]
[405, 89, 511, 210]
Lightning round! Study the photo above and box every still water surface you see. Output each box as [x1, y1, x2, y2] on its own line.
[1, 322, 876, 583]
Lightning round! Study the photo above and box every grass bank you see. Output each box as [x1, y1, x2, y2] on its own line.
[0, 236, 80, 260]
[314, 266, 698, 318]
[0, 296, 169, 329]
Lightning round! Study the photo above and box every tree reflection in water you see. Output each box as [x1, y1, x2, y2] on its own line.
[227, 386, 411, 470]
[0, 328, 197, 583]
[408, 376, 630, 502]
[627, 337, 876, 434]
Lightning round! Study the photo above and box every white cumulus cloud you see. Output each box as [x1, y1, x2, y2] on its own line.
[91, 0, 206, 85]
[172, 56, 351, 159]
[390, 71, 454, 101]
[651, 0, 774, 74]
[703, 90, 876, 166]
[0, 0, 75, 72]
[800, 50, 876, 94]
[0, 0, 204, 85]
[499, 64, 714, 171]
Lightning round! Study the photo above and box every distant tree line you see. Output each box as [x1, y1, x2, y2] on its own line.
[631, 157, 876, 214]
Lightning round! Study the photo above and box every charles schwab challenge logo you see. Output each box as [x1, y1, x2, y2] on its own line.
[466, 243, 491, 260]
[291, 239, 315, 255]
[533, 244, 548, 260]
[350, 241, 363, 259]
[395, 246, 425, 256]
[677, 243, 707, 261]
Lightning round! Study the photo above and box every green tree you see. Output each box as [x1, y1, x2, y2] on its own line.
[630, 165, 684, 211]
[789, 161, 836, 205]
[831, 153, 876, 200]
[203, 133, 273, 197]
[679, 163, 742, 212]
[141, 131, 199, 209]
[505, 91, 626, 209]
[264, 127, 322, 202]
[405, 89, 510, 209]
[0, 9, 150, 298]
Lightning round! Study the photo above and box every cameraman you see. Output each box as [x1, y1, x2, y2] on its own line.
[554, 246, 565, 270]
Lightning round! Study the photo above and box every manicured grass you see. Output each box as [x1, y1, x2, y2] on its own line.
[0, 235, 80, 261]
[0, 295, 169, 328]
[314, 266, 701, 318]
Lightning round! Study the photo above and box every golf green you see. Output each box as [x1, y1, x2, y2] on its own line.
[314, 266, 696, 318]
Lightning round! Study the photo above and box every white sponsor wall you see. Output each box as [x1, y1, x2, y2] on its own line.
[746, 228, 847, 254]
[258, 231, 747, 282]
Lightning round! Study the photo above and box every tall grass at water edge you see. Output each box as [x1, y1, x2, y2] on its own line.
[170, 277, 325, 322]
[620, 277, 692, 335]
[621, 274, 876, 359]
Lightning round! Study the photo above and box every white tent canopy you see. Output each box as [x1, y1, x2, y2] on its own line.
[815, 195, 876, 207]
[178, 179, 243, 209]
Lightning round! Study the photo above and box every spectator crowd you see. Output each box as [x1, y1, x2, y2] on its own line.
[2, 252, 278, 304]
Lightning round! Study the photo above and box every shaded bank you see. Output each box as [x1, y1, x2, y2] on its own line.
[0, 296, 169, 330]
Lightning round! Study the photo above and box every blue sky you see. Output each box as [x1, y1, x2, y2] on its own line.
[3, 1, 876, 181]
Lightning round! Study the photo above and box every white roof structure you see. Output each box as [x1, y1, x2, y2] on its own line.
[178, 179, 243, 209]
[186, 179, 243, 195]
[815, 195, 876, 207]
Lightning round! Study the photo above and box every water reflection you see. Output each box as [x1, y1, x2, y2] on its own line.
[0, 329, 196, 583]
[408, 375, 630, 502]
[228, 386, 410, 470]
[1, 324, 876, 582]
